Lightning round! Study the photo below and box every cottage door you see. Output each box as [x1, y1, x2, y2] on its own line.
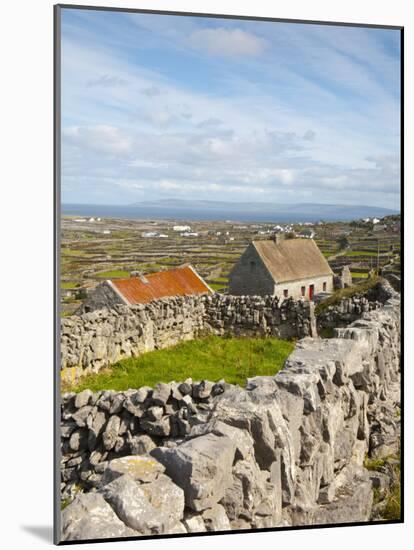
[309, 284, 315, 300]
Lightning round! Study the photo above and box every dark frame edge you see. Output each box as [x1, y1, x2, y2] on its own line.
[54, 3, 62, 546]
[55, 3, 403, 31]
[399, 25, 404, 524]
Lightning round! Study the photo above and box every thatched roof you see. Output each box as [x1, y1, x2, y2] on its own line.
[253, 239, 334, 283]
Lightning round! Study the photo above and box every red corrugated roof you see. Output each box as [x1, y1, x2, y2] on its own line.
[110, 265, 212, 304]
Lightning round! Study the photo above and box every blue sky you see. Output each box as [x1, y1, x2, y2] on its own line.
[61, 8, 401, 209]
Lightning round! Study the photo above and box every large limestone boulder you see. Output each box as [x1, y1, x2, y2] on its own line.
[211, 386, 296, 505]
[139, 474, 185, 526]
[151, 432, 236, 511]
[61, 492, 138, 541]
[100, 474, 170, 534]
[312, 468, 373, 525]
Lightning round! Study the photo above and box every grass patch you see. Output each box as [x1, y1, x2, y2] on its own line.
[364, 453, 401, 521]
[380, 482, 401, 520]
[60, 310, 75, 318]
[212, 276, 229, 283]
[315, 276, 382, 315]
[61, 248, 92, 257]
[61, 281, 80, 289]
[96, 269, 130, 278]
[62, 335, 295, 393]
[61, 498, 72, 511]
[345, 250, 379, 257]
[209, 282, 227, 291]
[351, 272, 369, 279]
[364, 457, 387, 471]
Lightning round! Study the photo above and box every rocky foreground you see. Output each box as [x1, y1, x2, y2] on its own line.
[60, 283, 400, 541]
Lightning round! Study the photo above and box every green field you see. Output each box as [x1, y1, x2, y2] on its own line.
[61, 248, 92, 257]
[345, 250, 380, 257]
[60, 215, 401, 316]
[351, 272, 369, 279]
[96, 269, 131, 278]
[61, 281, 80, 289]
[63, 335, 295, 393]
[208, 282, 227, 291]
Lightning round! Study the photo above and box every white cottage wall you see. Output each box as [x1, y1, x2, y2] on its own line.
[274, 274, 334, 300]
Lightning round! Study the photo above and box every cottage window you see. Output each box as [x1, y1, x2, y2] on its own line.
[283, 289, 288, 298]
[301, 286, 306, 296]
[250, 261, 256, 271]
[323, 282, 327, 292]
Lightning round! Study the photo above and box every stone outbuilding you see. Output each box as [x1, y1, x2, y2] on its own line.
[78, 265, 213, 313]
[229, 237, 334, 300]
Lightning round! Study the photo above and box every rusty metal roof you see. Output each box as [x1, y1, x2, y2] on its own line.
[253, 239, 334, 283]
[109, 265, 212, 305]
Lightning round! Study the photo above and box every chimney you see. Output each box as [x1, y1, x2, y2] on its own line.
[130, 270, 149, 284]
[272, 233, 284, 245]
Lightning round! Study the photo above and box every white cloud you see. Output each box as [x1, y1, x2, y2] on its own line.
[63, 125, 132, 155]
[188, 27, 268, 57]
[60, 14, 400, 210]
[303, 129, 316, 141]
[87, 74, 128, 88]
[140, 85, 161, 97]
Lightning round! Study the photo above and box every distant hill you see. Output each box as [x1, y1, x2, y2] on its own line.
[128, 199, 399, 222]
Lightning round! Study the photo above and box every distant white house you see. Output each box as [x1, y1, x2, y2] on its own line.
[142, 231, 159, 238]
[181, 232, 199, 237]
[273, 224, 293, 234]
[158, 234, 169, 238]
[173, 225, 191, 232]
[299, 229, 315, 239]
[372, 218, 380, 224]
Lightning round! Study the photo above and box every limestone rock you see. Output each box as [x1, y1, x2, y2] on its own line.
[139, 473, 185, 525]
[72, 406, 93, 428]
[193, 380, 213, 400]
[183, 512, 207, 533]
[152, 383, 171, 406]
[101, 455, 165, 485]
[128, 434, 156, 455]
[188, 419, 255, 461]
[61, 492, 137, 541]
[74, 390, 93, 409]
[140, 416, 171, 437]
[151, 433, 236, 511]
[312, 470, 373, 525]
[102, 416, 121, 451]
[100, 474, 169, 534]
[202, 504, 231, 531]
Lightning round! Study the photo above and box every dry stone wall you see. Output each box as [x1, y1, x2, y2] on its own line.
[61, 294, 315, 382]
[316, 281, 393, 331]
[60, 284, 400, 541]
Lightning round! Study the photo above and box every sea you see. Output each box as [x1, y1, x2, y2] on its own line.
[61, 203, 397, 224]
